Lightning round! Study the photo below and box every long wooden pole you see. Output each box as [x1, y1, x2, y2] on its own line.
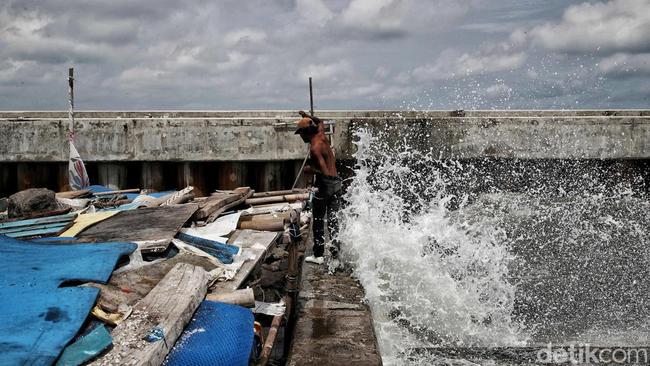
[68, 67, 74, 138]
[309, 77, 314, 116]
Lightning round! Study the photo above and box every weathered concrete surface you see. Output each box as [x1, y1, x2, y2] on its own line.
[288, 259, 382, 366]
[0, 110, 649, 162]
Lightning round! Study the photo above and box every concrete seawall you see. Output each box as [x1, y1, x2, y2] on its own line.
[1, 110, 649, 196]
[1, 110, 649, 162]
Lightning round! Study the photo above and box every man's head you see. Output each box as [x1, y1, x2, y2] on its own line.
[295, 117, 319, 143]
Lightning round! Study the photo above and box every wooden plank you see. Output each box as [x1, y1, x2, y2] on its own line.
[205, 188, 254, 223]
[76, 205, 198, 243]
[91, 263, 210, 366]
[0, 213, 77, 229]
[210, 229, 280, 292]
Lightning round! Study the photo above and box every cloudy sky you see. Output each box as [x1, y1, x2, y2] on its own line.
[0, 0, 648, 110]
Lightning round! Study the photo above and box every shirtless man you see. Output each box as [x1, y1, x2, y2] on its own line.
[295, 111, 342, 266]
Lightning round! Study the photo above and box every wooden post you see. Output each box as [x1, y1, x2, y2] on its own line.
[309, 77, 314, 116]
[68, 67, 74, 137]
[258, 313, 284, 366]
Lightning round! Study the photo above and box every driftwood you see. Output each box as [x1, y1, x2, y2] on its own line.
[205, 288, 255, 307]
[245, 193, 309, 206]
[160, 186, 194, 206]
[144, 186, 194, 208]
[195, 187, 252, 222]
[91, 263, 210, 366]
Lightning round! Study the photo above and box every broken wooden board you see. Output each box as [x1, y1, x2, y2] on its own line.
[206, 189, 253, 223]
[193, 191, 246, 221]
[76, 204, 198, 243]
[244, 193, 309, 206]
[90, 263, 210, 366]
[210, 229, 280, 293]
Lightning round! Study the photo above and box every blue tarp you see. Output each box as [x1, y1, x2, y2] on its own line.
[87, 185, 177, 211]
[176, 232, 240, 264]
[0, 235, 136, 365]
[164, 301, 254, 366]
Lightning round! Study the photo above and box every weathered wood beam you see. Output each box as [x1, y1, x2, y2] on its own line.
[91, 262, 210, 366]
[193, 193, 242, 221]
[244, 193, 309, 206]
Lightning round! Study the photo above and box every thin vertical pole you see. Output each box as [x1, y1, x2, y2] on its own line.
[309, 77, 313, 116]
[68, 67, 74, 138]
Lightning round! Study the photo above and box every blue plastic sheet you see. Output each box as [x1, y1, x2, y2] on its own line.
[164, 301, 254, 366]
[0, 235, 136, 365]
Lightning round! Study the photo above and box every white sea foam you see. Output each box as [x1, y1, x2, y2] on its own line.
[338, 129, 527, 364]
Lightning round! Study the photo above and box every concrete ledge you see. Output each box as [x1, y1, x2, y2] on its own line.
[288, 260, 382, 366]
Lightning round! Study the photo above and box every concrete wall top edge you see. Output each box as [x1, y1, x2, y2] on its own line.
[0, 109, 648, 119]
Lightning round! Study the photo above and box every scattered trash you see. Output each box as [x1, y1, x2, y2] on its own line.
[0, 184, 312, 364]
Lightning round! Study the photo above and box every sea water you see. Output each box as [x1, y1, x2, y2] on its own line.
[338, 128, 650, 364]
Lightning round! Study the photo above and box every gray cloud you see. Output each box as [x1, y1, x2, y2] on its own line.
[0, 0, 648, 110]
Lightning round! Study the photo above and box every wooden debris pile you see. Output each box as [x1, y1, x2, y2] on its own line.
[0, 185, 313, 366]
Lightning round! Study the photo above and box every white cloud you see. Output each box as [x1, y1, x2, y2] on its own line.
[599, 53, 650, 76]
[340, 0, 408, 34]
[531, 0, 650, 54]
[407, 44, 526, 82]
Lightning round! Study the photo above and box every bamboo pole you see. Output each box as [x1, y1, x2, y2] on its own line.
[258, 312, 284, 366]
